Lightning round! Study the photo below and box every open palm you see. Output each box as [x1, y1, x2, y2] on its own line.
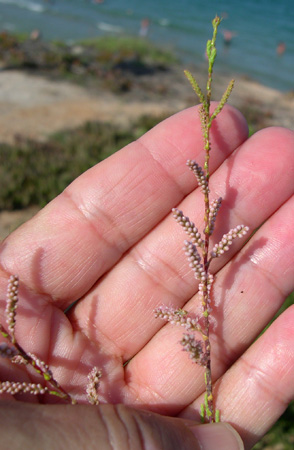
[0, 105, 293, 449]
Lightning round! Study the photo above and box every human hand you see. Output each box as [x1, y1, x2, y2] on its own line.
[0, 105, 293, 449]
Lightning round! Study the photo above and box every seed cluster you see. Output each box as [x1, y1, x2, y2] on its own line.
[187, 160, 209, 195]
[211, 225, 249, 258]
[184, 240, 206, 281]
[27, 352, 53, 380]
[0, 342, 18, 358]
[86, 367, 102, 405]
[154, 306, 200, 332]
[0, 381, 48, 395]
[5, 275, 19, 340]
[180, 334, 208, 366]
[172, 208, 204, 247]
[208, 197, 222, 235]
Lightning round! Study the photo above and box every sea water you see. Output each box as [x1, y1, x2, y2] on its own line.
[0, 0, 293, 91]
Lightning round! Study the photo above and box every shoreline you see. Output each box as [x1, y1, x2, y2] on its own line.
[0, 63, 293, 144]
[0, 64, 293, 240]
[0, 32, 293, 144]
[0, 32, 293, 143]
[0, 35, 293, 239]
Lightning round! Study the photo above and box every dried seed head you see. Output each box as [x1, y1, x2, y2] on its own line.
[208, 197, 222, 236]
[172, 208, 204, 247]
[5, 275, 19, 342]
[27, 352, 53, 381]
[180, 334, 208, 366]
[0, 342, 18, 358]
[211, 225, 249, 258]
[86, 367, 102, 405]
[186, 160, 209, 195]
[154, 306, 200, 332]
[184, 241, 205, 281]
[0, 381, 48, 396]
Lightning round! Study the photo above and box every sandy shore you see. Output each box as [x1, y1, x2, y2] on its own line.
[0, 65, 293, 239]
[0, 66, 293, 143]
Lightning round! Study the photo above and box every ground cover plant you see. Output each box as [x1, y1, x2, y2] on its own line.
[0, 107, 271, 213]
[0, 31, 176, 92]
[0, 115, 168, 210]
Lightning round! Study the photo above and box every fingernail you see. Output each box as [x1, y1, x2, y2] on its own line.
[189, 423, 244, 450]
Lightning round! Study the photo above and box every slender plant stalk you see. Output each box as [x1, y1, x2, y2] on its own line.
[200, 17, 221, 422]
[155, 16, 249, 423]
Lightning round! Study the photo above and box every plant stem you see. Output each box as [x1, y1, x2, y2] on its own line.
[0, 322, 75, 404]
[201, 15, 222, 423]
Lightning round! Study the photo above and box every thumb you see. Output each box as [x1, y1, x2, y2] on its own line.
[187, 422, 244, 450]
[0, 401, 244, 450]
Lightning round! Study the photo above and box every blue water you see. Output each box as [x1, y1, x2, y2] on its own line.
[0, 0, 293, 91]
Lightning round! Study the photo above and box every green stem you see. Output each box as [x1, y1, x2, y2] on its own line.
[202, 123, 214, 423]
[200, 15, 222, 423]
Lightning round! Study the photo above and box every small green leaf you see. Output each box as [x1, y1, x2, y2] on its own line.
[48, 390, 66, 398]
[209, 47, 217, 65]
[212, 16, 221, 28]
[174, 308, 188, 316]
[184, 70, 206, 105]
[210, 79, 235, 122]
[206, 40, 212, 59]
[200, 403, 205, 423]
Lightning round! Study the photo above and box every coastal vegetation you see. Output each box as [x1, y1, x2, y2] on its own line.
[0, 115, 167, 210]
[0, 31, 176, 92]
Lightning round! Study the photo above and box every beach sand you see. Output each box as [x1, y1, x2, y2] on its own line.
[0, 65, 293, 239]
[0, 66, 293, 143]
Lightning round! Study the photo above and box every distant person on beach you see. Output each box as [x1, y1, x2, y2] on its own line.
[30, 29, 41, 41]
[222, 29, 237, 46]
[139, 18, 150, 37]
[276, 41, 286, 56]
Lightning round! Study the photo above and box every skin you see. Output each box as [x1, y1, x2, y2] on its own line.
[0, 104, 293, 449]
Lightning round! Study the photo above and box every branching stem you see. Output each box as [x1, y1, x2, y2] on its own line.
[199, 16, 221, 423]
[156, 15, 249, 425]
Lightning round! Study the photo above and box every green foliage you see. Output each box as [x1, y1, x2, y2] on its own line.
[0, 32, 177, 88]
[78, 35, 177, 65]
[239, 102, 274, 136]
[0, 31, 27, 47]
[184, 70, 206, 105]
[253, 401, 294, 449]
[253, 291, 294, 448]
[261, 291, 294, 336]
[0, 115, 167, 211]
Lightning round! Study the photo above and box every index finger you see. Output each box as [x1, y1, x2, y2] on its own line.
[0, 105, 248, 306]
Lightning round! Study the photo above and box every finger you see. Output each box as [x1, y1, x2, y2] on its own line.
[180, 306, 294, 450]
[0, 105, 247, 306]
[72, 128, 294, 360]
[0, 402, 244, 450]
[122, 192, 294, 414]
